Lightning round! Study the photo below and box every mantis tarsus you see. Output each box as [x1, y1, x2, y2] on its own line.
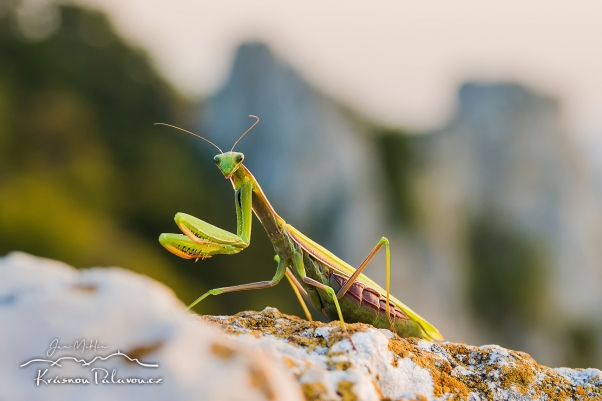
[157, 116, 443, 342]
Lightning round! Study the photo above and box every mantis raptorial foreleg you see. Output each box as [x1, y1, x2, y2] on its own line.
[164, 180, 310, 315]
[335, 237, 395, 332]
[159, 182, 253, 260]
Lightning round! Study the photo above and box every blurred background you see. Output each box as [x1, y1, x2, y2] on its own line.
[1, 0, 601, 369]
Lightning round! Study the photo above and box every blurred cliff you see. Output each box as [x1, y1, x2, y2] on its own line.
[1, 2, 600, 369]
[420, 84, 602, 368]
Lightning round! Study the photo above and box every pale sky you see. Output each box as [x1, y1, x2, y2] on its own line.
[79, 0, 602, 137]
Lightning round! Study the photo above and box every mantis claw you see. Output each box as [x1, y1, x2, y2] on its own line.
[159, 233, 241, 259]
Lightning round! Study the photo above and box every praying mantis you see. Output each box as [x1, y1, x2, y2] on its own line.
[157, 116, 443, 342]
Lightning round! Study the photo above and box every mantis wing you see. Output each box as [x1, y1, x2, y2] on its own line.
[284, 224, 444, 341]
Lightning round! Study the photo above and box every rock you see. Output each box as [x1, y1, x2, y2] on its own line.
[204, 310, 602, 401]
[1, 252, 601, 401]
[0, 252, 303, 401]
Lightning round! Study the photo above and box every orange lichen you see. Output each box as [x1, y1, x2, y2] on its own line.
[210, 342, 236, 360]
[301, 382, 329, 401]
[72, 283, 97, 292]
[325, 358, 352, 371]
[248, 364, 275, 401]
[387, 337, 470, 400]
[282, 356, 298, 369]
[124, 341, 164, 363]
[336, 380, 357, 401]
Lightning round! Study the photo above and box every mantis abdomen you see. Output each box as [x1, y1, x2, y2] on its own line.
[298, 252, 426, 338]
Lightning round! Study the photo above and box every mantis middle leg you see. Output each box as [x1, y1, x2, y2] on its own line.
[187, 252, 287, 309]
[291, 251, 348, 332]
[275, 253, 313, 321]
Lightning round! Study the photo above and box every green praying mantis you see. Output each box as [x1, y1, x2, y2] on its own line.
[156, 115, 443, 342]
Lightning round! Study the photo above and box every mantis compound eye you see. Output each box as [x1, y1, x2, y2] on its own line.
[214, 155, 220, 164]
[235, 154, 244, 163]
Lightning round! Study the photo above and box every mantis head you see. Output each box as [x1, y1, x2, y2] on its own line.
[155, 115, 259, 180]
[214, 152, 244, 178]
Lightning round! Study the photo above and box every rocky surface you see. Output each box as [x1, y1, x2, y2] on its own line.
[205, 309, 602, 401]
[2, 252, 601, 400]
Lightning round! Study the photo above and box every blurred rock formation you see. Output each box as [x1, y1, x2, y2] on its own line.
[202, 44, 602, 368]
[419, 83, 602, 367]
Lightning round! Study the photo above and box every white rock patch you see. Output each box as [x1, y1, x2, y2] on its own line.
[0, 252, 303, 401]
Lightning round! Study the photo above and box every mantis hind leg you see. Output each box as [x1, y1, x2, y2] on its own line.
[335, 237, 395, 332]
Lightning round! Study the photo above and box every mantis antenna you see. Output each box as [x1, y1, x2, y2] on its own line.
[231, 115, 259, 152]
[154, 123, 223, 154]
